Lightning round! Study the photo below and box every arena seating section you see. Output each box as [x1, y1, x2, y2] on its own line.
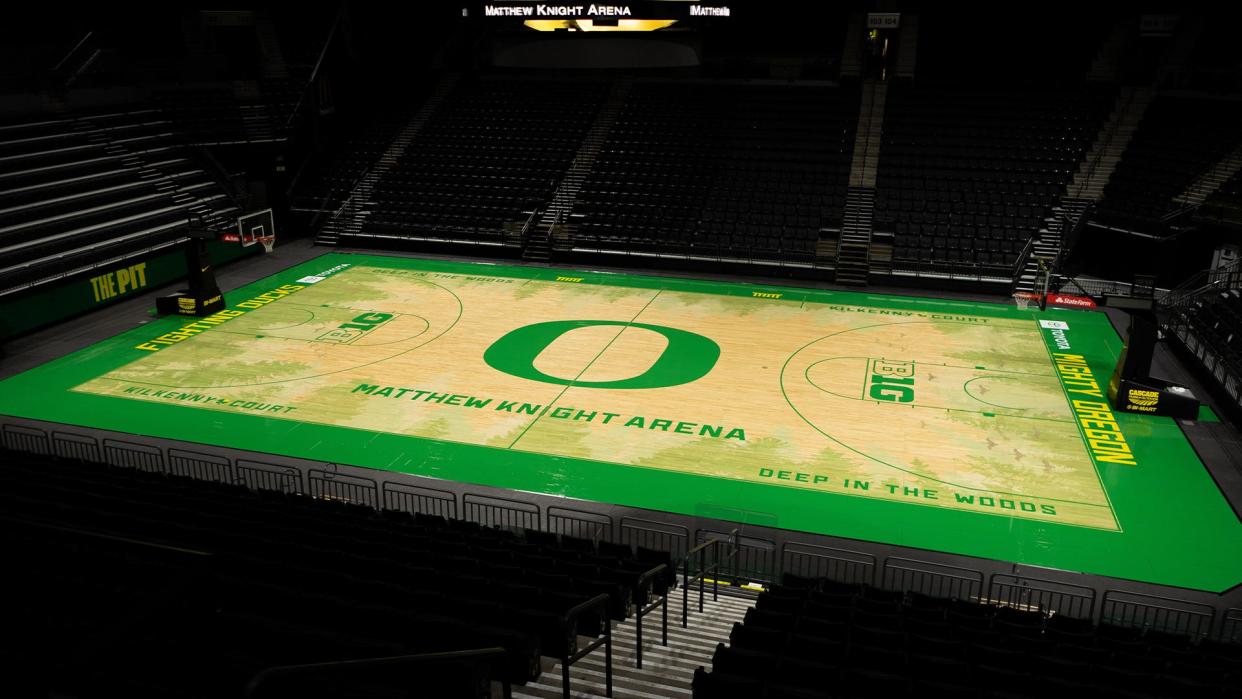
[319, 77, 1170, 278]
[290, 116, 409, 214]
[1, 448, 674, 698]
[353, 78, 609, 248]
[0, 110, 239, 297]
[1184, 22, 1242, 92]
[1203, 169, 1242, 221]
[310, 73, 1242, 284]
[875, 85, 1111, 275]
[1180, 289, 1242, 372]
[569, 82, 858, 264]
[154, 79, 300, 146]
[1096, 96, 1242, 229]
[913, 11, 1111, 84]
[692, 577, 1242, 699]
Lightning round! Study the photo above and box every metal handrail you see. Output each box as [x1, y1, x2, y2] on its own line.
[1161, 257, 1242, 310]
[184, 144, 247, 214]
[1072, 86, 1135, 200]
[306, 73, 459, 236]
[1170, 305, 1242, 372]
[1011, 235, 1036, 288]
[561, 593, 613, 699]
[681, 529, 739, 628]
[1160, 201, 1199, 223]
[244, 647, 511, 698]
[1058, 273, 1097, 301]
[1053, 204, 1090, 273]
[633, 563, 669, 670]
[284, 7, 345, 131]
[892, 257, 1012, 279]
[52, 31, 95, 73]
[518, 208, 539, 247]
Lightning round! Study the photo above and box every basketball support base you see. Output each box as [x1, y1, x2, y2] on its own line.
[1110, 376, 1199, 419]
[156, 232, 225, 317]
[1105, 295, 1200, 419]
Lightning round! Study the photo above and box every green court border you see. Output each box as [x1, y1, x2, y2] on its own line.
[2, 251, 1240, 592]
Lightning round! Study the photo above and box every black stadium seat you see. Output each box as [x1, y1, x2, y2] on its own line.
[692, 574, 1242, 699]
[0, 448, 682, 697]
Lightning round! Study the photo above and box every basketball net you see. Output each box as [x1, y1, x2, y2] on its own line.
[259, 235, 275, 254]
[1012, 291, 1041, 311]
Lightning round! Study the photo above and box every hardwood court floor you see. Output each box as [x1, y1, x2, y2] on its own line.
[3, 253, 1240, 592]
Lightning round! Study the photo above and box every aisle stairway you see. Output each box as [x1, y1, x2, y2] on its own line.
[836, 79, 887, 287]
[514, 593, 753, 699]
[317, 74, 459, 245]
[1065, 86, 1152, 202]
[1087, 17, 1133, 82]
[1173, 143, 1242, 208]
[893, 15, 918, 79]
[835, 188, 874, 286]
[535, 79, 632, 260]
[1013, 198, 1091, 294]
[838, 14, 865, 79]
[847, 82, 887, 190]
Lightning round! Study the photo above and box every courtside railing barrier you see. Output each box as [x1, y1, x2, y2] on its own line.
[1222, 609, 1242, 644]
[988, 575, 1096, 619]
[5, 420, 1242, 643]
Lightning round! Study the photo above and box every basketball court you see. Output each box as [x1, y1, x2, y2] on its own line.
[2, 253, 1240, 592]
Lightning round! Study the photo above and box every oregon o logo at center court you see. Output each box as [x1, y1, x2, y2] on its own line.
[484, 320, 720, 389]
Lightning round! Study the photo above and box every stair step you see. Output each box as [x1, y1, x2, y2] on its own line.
[510, 595, 749, 699]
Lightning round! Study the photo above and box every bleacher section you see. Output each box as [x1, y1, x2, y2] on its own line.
[1220, 170, 1242, 207]
[0, 448, 674, 698]
[349, 78, 608, 249]
[874, 86, 1111, 276]
[290, 116, 409, 214]
[1167, 280, 1242, 425]
[1185, 21, 1242, 92]
[1186, 290, 1242, 356]
[0, 110, 240, 297]
[1096, 96, 1242, 229]
[913, 10, 1112, 83]
[154, 79, 301, 146]
[1202, 169, 1242, 223]
[693, 577, 1242, 699]
[570, 82, 858, 266]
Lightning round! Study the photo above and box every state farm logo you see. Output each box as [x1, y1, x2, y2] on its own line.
[1046, 293, 1097, 309]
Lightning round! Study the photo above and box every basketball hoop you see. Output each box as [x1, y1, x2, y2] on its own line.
[1013, 292, 1038, 311]
[237, 209, 276, 252]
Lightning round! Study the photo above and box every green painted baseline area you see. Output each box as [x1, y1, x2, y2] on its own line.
[1, 252, 1239, 592]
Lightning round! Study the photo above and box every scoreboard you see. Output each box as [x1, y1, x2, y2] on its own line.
[476, 1, 732, 30]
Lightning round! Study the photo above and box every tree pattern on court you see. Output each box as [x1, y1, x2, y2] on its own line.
[75, 265, 1116, 529]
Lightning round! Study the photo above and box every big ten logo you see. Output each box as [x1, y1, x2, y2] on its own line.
[317, 312, 393, 344]
[869, 359, 915, 403]
[485, 320, 720, 389]
[88, 262, 149, 303]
